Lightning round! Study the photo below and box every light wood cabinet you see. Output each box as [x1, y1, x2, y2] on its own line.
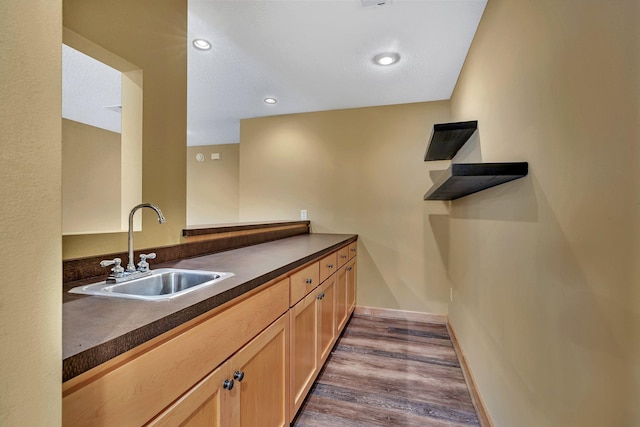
[336, 255, 357, 335]
[335, 263, 348, 333]
[289, 274, 336, 417]
[289, 288, 319, 416]
[317, 275, 336, 364]
[148, 360, 230, 427]
[348, 241, 357, 259]
[63, 241, 356, 427]
[337, 245, 349, 268]
[148, 313, 289, 427]
[63, 278, 289, 427]
[232, 312, 289, 427]
[336, 242, 357, 335]
[346, 258, 357, 314]
[289, 262, 319, 306]
[319, 251, 337, 283]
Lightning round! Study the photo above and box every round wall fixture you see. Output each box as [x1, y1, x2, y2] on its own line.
[196, 153, 205, 162]
[373, 52, 401, 66]
[193, 39, 212, 50]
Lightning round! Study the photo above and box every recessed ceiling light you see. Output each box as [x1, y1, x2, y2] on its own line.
[373, 52, 401, 66]
[264, 97, 277, 104]
[192, 39, 211, 51]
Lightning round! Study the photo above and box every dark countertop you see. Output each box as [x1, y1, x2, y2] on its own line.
[182, 220, 310, 236]
[63, 233, 356, 382]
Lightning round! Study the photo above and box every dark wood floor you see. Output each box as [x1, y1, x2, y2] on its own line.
[292, 314, 480, 427]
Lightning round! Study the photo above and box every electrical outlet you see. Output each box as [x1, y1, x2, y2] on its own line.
[300, 210, 307, 220]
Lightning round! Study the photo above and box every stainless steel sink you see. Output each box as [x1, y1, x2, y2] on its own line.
[68, 268, 235, 301]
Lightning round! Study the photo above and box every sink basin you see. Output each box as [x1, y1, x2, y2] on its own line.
[68, 268, 235, 301]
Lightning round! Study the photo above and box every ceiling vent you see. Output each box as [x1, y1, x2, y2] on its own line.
[361, 0, 389, 7]
[104, 105, 122, 114]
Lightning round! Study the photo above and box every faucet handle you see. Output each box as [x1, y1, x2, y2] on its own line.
[137, 253, 156, 272]
[100, 258, 125, 277]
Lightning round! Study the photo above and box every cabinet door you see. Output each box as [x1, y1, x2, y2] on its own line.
[346, 259, 357, 314]
[335, 265, 348, 334]
[289, 291, 318, 416]
[231, 314, 289, 427]
[317, 275, 336, 364]
[146, 361, 231, 427]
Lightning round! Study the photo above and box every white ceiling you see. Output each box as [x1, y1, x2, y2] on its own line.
[187, 0, 487, 146]
[62, 44, 122, 134]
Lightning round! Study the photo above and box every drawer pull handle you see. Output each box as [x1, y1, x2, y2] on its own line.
[223, 379, 234, 390]
[347, 267, 352, 271]
[234, 371, 245, 382]
[317, 292, 325, 300]
[340, 255, 347, 259]
[305, 278, 313, 284]
[351, 248, 356, 252]
[328, 264, 334, 269]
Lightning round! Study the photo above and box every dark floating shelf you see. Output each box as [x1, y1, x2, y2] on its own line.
[424, 120, 478, 161]
[424, 162, 528, 201]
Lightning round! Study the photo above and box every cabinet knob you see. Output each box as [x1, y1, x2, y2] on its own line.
[233, 370, 245, 382]
[341, 255, 347, 259]
[351, 248, 356, 252]
[347, 267, 352, 271]
[305, 278, 313, 284]
[328, 264, 334, 269]
[223, 379, 234, 390]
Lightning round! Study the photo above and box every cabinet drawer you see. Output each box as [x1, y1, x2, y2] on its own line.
[319, 252, 337, 283]
[289, 262, 319, 306]
[336, 245, 349, 268]
[348, 242, 357, 259]
[63, 278, 289, 427]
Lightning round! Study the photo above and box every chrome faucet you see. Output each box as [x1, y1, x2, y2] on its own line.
[127, 203, 166, 272]
[100, 204, 166, 283]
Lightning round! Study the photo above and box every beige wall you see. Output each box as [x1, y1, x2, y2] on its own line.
[62, 0, 187, 259]
[0, 0, 62, 425]
[239, 102, 453, 314]
[448, 0, 639, 426]
[62, 119, 121, 234]
[187, 144, 240, 225]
